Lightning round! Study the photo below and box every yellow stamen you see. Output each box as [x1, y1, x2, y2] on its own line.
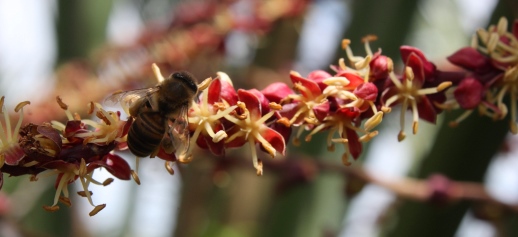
[89, 204, 106, 216]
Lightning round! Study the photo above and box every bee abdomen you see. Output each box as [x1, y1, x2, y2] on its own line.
[127, 112, 166, 157]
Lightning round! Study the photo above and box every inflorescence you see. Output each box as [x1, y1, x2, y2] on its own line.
[1, 17, 517, 215]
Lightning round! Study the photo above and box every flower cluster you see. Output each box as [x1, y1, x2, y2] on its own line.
[439, 17, 518, 133]
[0, 96, 133, 216]
[1, 17, 518, 216]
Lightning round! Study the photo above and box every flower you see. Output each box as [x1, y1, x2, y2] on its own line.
[304, 106, 377, 165]
[3, 97, 134, 215]
[381, 47, 452, 141]
[443, 17, 518, 133]
[0, 97, 29, 168]
[185, 73, 238, 160]
[224, 89, 286, 175]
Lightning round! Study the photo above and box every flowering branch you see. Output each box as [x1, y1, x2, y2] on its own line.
[1, 16, 518, 216]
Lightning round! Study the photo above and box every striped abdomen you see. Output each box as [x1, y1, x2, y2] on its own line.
[127, 112, 166, 157]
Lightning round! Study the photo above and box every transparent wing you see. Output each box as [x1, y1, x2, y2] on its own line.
[170, 105, 191, 161]
[104, 87, 159, 115]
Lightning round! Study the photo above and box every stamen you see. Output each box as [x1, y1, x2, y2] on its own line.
[255, 134, 276, 158]
[342, 153, 351, 166]
[131, 170, 141, 185]
[89, 204, 106, 216]
[355, 55, 372, 69]
[14, 101, 30, 112]
[323, 77, 350, 86]
[496, 17, 508, 36]
[165, 161, 175, 175]
[102, 178, 114, 186]
[43, 205, 60, 212]
[248, 137, 262, 176]
[152, 63, 165, 82]
[276, 117, 291, 127]
[59, 197, 72, 207]
[198, 77, 213, 91]
[411, 101, 419, 134]
[79, 177, 95, 206]
[77, 191, 93, 197]
[398, 131, 406, 142]
[269, 102, 282, 110]
[87, 102, 95, 114]
[213, 130, 227, 143]
[364, 111, 383, 131]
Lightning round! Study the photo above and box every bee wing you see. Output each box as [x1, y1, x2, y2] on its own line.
[104, 87, 159, 115]
[170, 105, 191, 161]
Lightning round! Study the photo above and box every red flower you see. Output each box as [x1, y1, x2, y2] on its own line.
[382, 47, 452, 141]
[224, 89, 286, 175]
[186, 73, 238, 160]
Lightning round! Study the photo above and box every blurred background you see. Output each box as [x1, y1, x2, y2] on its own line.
[0, 0, 517, 236]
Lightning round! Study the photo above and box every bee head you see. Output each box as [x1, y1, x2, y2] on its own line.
[171, 71, 198, 93]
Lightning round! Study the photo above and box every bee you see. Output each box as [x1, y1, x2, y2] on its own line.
[106, 71, 200, 158]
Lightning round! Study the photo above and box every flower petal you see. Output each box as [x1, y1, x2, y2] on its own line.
[335, 72, 364, 90]
[88, 153, 131, 180]
[353, 82, 378, 101]
[346, 128, 362, 160]
[370, 53, 390, 80]
[312, 101, 330, 122]
[261, 82, 293, 104]
[447, 47, 488, 71]
[400, 46, 435, 79]
[405, 53, 426, 86]
[290, 71, 322, 99]
[260, 127, 286, 156]
[220, 77, 238, 105]
[307, 70, 332, 90]
[208, 78, 222, 104]
[237, 89, 262, 118]
[416, 97, 437, 123]
[453, 77, 483, 109]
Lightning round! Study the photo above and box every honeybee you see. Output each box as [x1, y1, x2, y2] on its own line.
[106, 71, 200, 158]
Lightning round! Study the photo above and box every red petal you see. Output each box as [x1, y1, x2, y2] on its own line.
[353, 82, 378, 101]
[345, 128, 362, 160]
[224, 126, 247, 148]
[248, 89, 270, 115]
[405, 53, 425, 87]
[335, 72, 364, 90]
[88, 153, 131, 180]
[447, 47, 488, 70]
[369, 54, 390, 80]
[336, 107, 360, 118]
[416, 97, 437, 123]
[270, 122, 291, 145]
[400, 46, 435, 78]
[260, 127, 286, 156]
[237, 89, 262, 118]
[208, 78, 222, 104]
[4, 145, 26, 166]
[196, 124, 225, 156]
[312, 101, 330, 122]
[261, 82, 294, 104]
[289, 71, 322, 99]
[204, 136, 225, 156]
[513, 19, 518, 39]
[220, 78, 238, 105]
[156, 147, 177, 161]
[307, 70, 332, 90]
[279, 102, 304, 125]
[454, 78, 483, 109]
[64, 120, 83, 137]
